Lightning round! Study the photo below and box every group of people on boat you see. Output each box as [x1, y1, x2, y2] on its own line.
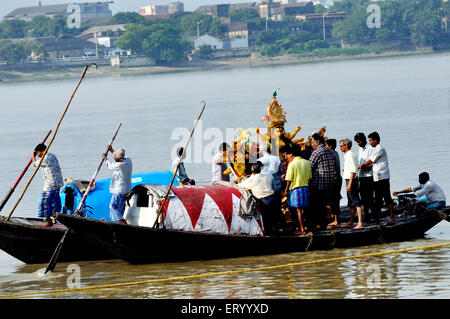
[200, 131, 447, 236]
[32, 128, 446, 234]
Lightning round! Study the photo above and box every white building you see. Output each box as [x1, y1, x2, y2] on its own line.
[194, 35, 249, 50]
[138, 1, 184, 16]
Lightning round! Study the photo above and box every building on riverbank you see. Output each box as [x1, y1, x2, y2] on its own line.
[3, 1, 113, 24]
[36, 35, 107, 58]
[138, 2, 184, 17]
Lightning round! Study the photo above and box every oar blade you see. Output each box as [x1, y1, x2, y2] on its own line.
[44, 228, 70, 274]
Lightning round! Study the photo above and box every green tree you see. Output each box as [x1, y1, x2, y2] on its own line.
[145, 23, 189, 63]
[256, 29, 289, 45]
[115, 23, 188, 63]
[208, 18, 226, 38]
[0, 19, 27, 38]
[260, 44, 280, 56]
[303, 39, 329, 51]
[198, 44, 213, 58]
[25, 15, 72, 37]
[314, 4, 328, 13]
[0, 40, 26, 63]
[19, 40, 48, 60]
[179, 13, 225, 38]
[409, 8, 442, 45]
[329, 0, 369, 14]
[115, 24, 151, 55]
[230, 8, 264, 24]
[108, 12, 146, 25]
[291, 30, 315, 43]
[331, 6, 373, 42]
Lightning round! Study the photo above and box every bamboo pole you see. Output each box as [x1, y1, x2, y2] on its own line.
[74, 123, 122, 215]
[152, 101, 206, 228]
[6, 65, 92, 221]
[0, 130, 52, 212]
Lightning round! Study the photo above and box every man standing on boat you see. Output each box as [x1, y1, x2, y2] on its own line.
[211, 143, 231, 183]
[32, 144, 64, 227]
[393, 172, 446, 210]
[281, 146, 312, 235]
[325, 139, 342, 228]
[354, 132, 375, 222]
[104, 146, 132, 224]
[339, 138, 364, 230]
[363, 132, 395, 224]
[172, 147, 195, 185]
[257, 144, 284, 196]
[309, 133, 337, 230]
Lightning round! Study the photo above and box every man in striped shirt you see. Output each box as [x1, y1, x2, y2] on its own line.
[32, 144, 64, 227]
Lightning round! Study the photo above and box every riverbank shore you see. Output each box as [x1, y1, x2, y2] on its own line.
[0, 48, 445, 84]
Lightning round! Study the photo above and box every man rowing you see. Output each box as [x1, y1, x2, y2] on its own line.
[104, 146, 132, 224]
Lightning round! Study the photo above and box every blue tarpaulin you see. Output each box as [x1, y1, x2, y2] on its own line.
[60, 170, 177, 222]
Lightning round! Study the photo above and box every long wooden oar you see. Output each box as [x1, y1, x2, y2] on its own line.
[0, 130, 52, 212]
[152, 101, 206, 228]
[6, 65, 92, 222]
[45, 124, 122, 274]
[74, 123, 122, 216]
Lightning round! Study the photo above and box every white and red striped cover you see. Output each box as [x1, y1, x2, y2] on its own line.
[162, 185, 264, 236]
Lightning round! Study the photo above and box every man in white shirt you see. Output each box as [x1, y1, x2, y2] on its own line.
[339, 138, 363, 229]
[211, 143, 231, 183]
[257, 144, 284, 195]
[239, 162, 276, 235]
[104, 146, 132, 224]
[393, 172, 446, 210]
[354, 132, 375, 222]
[363, 131, 395, 224]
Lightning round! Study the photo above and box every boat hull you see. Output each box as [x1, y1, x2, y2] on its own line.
[56, 207, 448, 264]
[0, 218, 113, 264]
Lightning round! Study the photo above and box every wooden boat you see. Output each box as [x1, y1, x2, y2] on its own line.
[55, 184, 450, 264]
[0, 217, 113, 264]
[0, 171, 176, 264]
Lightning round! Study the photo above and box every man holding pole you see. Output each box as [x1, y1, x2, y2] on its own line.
[104, 146, 132, 224]
[32, 144, 64, 227]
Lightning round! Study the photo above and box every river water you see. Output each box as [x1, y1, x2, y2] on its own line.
[0, 52, 449, 299]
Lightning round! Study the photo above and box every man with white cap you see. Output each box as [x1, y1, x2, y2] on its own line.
[103, 145, 132, 224]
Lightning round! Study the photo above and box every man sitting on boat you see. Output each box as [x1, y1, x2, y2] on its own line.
[172, 147, 195, 185]
[104, 146, 132, 224]
[32, 143, 64, 227]
[393, 172, 446, 210]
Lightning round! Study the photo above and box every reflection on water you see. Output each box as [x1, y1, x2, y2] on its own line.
[1, 237, 449, 299]
[0, 53, 449, 298]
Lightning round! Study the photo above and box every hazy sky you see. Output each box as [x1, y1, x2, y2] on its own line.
[0, 0, 254, 20]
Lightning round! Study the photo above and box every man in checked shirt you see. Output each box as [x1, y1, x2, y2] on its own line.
[308, 133, 338, 230]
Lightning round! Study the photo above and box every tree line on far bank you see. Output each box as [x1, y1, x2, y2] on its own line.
[0, 0, 449, 64]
